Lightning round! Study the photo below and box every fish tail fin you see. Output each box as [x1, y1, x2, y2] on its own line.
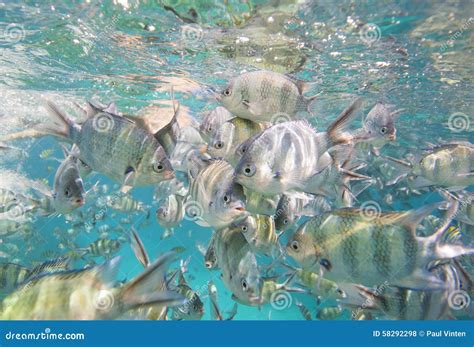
[326, 98, 363, 146]
[120, 251, 185, 310]
[40, 101, 78, 140]
[280, 272, 309, 294]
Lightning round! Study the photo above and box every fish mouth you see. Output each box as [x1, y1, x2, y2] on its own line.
[235, 206, 245, 212]
[74, 198, 85, 206]
[388, 134, 396, 141]
[164, 171, 176, 180]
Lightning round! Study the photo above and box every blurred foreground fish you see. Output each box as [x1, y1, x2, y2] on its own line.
[0, 253, 185, 319]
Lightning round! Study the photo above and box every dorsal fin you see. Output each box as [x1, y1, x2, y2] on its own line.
[154, 102, 180, 157]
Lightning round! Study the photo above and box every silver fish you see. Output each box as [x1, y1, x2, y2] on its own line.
[219, 70, 317, 122]
[214, 226, 262, 305]
[199, 106, 234, 143]
[156, 194, 184, 239]
[286, 200, 472, 290]
[43, 101, 175, 187]
[188, 159, 247, 228]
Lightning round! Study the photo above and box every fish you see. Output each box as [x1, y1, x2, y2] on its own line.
[274, 193, 331, 232]
[129, 228, 150, 268]
[204, 232, 218, 270]
[316, 305, 344, 320]
[286, 199, 472, 290]
[77, 239, 121, 258]
[345, 261, 470, 320]
[188, 159, 247, 228]
[0, 263, 31, 297]
[386, 142, 474, 189]
[207, 117, 268, 165]
[219, 70, 317, 122]
[39, 101, 175, 187]
[234, 98, 365, 197]
[233, 214, 279, 256]
[243, 188, 280, 215]
[171, 270, 204, 320]
[0, 253, 185, 320]
[296, 301, 313, 320]
[281, 263, 346, 301]
[50, 146, 86, 214]
[214, 226, 262, 305]
[199, 106, 234, 143]
[208, 280, 238, 320]
[106, 193, 148, 214]
[259, 273, 307, 305]
[156, 194, 184, 239]
[353, 103, 402, 154]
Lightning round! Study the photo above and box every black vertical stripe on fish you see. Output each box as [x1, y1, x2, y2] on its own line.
[341, 230, 358, 278]
[401, 229, 417, 275]
[260, 77, 272, 101]
[372, 227, 391, 277]
[280, 83, 293, 112]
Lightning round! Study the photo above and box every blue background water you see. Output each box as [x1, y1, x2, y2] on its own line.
[0, 0, 472, 320]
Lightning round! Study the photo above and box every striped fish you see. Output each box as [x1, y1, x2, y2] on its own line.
[214, 226, 262, 306]
[0, 263, 30, 296]
[156, 194, 184, 239]
[208, 117, 268, 165]
[199, 106, 233, 143]
[233, 214, 279, 256]
[40, 101, 175, 187]
[171, 271, 204, 320]
[317, 305, 344, 320]
[188, 159, 247, 228]
[286, 200, 472, 290]
[78, 239, 121, 258]
[234, 98, 365, 197]
[219, 70, 317, 122]
[0, 253, 184, 320]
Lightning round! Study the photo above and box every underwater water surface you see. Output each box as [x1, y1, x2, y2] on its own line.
[0, 0, 472, 320]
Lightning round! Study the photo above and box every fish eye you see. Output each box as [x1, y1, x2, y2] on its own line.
[208, 126, 213, 132]
[223, 194, 231, 203]
[205, 261, 212, 268]
[153, 162, 164, 173]
[283, 218, 289, 225]
[223, 88, 232, 96]
[214, 141, 224, 149]
[380, 126, 388, 134]
[241, 225, 248, 232]
[241, 279, 248, 291]
[64, 188, 71, 197]
[243, 163, 256, 177]
[290, 240, 299, 252]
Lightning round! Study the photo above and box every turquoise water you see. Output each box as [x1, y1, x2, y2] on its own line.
[0, 0, 472, 320]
